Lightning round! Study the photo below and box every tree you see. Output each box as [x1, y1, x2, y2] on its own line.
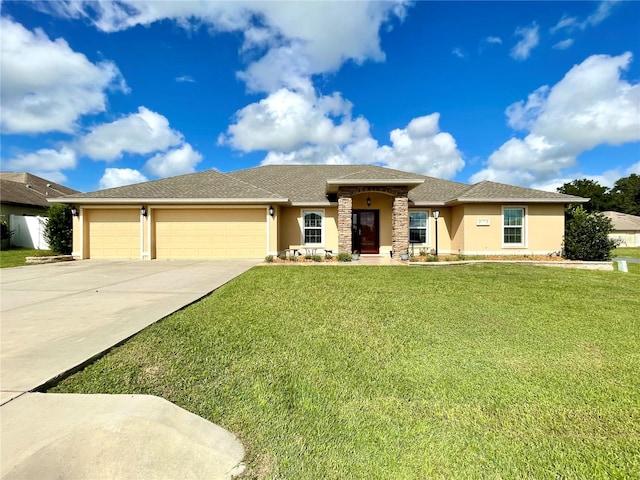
[557, 179, 611, 213]
[563, 206, 617, 261]
[610, 173, 640, 216]
[45, 203, 73, 254]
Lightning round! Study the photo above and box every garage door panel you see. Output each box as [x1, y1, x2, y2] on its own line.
[154, 209, 266, 259]
[88, 210, 140, 259]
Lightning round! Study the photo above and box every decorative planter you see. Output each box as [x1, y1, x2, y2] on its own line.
[352, 253, 360, 261]
[400, 253, 409, 261]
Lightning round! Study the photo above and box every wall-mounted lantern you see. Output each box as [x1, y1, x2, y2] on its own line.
[268, 206, 275, 217]
[141, 206, 147, 217]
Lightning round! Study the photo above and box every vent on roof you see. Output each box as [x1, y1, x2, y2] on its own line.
[26, 184, 32, 188]
[46, 183, 52, 187]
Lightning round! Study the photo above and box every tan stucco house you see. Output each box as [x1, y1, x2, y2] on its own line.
[602, 211, 640, 247]
[52, 165, 587, 260]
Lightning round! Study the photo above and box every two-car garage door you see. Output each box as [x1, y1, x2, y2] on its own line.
[85, 208, 266, 259]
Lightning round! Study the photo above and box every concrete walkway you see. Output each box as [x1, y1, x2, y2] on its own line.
[1, 259, 258, 479]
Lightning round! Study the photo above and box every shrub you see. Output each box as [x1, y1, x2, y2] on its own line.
[337, 252, 352, 262]
[44, 204, 73, 254]
[277, 252, 287, 260]
[563, 206, 617, 261]
[325, 252, 332, 260]
[264, 255, 274, 263]
[311, 255, 323, 262]
[1, 217, 13, 241]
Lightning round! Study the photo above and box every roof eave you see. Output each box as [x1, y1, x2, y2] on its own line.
[326, 178, 425, 193]
[444, 197, 589, 205]
[48, 197, 289, 205]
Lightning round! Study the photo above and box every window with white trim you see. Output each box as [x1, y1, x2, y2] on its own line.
[409, 210, 428, 245]
[503, 207, 525, 246]
[303, 210, 323, 245]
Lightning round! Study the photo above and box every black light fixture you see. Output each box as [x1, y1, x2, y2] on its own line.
[268, 205, 275, 217]
[141, 206, 147, 217]
[70, 206, 78, 217]
[366, 196, 371, 207]
[433, 209, 440, 257]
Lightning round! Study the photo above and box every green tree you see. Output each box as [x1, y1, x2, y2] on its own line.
[45, 203, 73, 254]
[610, 173, 640, 216]
[563, 206, 616, 261]
[557, 178, 611, 213]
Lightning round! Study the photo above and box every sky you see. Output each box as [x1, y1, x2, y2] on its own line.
[1, 0, 639, 193]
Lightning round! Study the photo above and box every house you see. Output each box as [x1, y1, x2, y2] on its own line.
[52, 165, 587, 260]
[602, 211, 640, 247]
[1, 173, 80, 247]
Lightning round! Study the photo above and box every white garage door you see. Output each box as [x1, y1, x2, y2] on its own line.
[154, 209, 266, 259]
[88, 209, 140, 259]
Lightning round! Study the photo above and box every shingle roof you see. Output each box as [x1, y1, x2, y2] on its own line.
[602, 211, 640, 231]
[53, 165, 586, 206]
[0, 172, 79, 207]
[448, 180, 587, 204]
[58, 169, 285, 203]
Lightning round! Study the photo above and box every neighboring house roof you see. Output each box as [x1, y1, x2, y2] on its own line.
[0, 172, 79, 208]
[53, 165, 586, 206]
[602, 211, 640, 231]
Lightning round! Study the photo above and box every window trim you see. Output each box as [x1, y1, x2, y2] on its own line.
[409, 209, 430, 246]
[301, 209, 325, 246]
[502, 206, 527, 248]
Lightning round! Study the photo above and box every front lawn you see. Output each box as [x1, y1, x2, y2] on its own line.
[0, 247, 54, 268]
[614, 246, 640, 259]
[51, 265, 640, 479]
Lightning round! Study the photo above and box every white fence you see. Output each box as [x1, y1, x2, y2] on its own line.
[10, 215, 49, 250]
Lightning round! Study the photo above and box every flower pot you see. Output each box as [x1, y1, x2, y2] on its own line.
[400, 253, 409, 261]
[352, 253, 360, 261]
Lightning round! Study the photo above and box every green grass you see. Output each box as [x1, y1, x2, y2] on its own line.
[614, 246, 640, 259]
[51, 265, 640, 479]
[0, 247, 54, 268]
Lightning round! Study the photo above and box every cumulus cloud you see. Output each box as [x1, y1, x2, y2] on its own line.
[473, 52, 640, 186]
[40, 1, 408, 93]
[0, 17, 127, 134]
[99, 168, 148, 189]
[221, 86, 370, 152]
[510, 23, 539, 61]
[144, 143, 203, 177]
[76, 107, 183, 161]
[259, 113, 465, 179]
[3, 147, 77, 182]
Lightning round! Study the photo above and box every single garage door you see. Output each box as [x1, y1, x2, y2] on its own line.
[154, 208, 266, 259]
[88, 209, 140, 259]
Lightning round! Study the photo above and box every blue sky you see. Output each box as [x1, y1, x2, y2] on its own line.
[1, 1, 638, 193]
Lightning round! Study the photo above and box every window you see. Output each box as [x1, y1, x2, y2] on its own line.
[503, 207, 525, 246]
[303, 211, 323, 245]
[409, 211, 428, 244]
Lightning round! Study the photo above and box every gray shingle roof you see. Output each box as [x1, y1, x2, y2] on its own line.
[53, 165, 587, 206]
[602, 211, 640, 231]
[0, 172, 79, 207]
[58, 169, 284, 202]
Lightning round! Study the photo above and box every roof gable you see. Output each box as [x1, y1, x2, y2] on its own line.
[0, 172, 79, 208]
[448, 180, 587, 204]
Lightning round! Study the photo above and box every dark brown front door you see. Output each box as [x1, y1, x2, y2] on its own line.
[352, 210, 379, 254]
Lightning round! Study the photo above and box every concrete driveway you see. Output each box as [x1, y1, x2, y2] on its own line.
[0, 259, 258, 479]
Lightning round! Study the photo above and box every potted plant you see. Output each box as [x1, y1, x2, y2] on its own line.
[400, 252, 409, 261]
[352, 250, 360, 260]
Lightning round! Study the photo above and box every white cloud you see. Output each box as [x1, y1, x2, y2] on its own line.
[0, 17, 127, 134]
[3, 147, 77, 182]
[260, 113, 465, 180]
[76, 107, 183, 161]
[486, 36, 502, 44]
[98, 168, 148, 189]
[510, 23, 539, 61]
[40, 1, 407, 93]
[222, 86, 370, 152]
[451, 48, 465, 59]
[144, 143, 203, 178]
[175, 75, 196, 83]
[474, 52, 640, 186]
[551, 1, 620, 34]
[553, 39, 574, 50]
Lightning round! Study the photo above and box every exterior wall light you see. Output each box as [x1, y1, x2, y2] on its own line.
[268, 206, 275, 217]
[70, 206, 78, 217]
[141, 206, 147, 217]
[366, 196, 371, 207]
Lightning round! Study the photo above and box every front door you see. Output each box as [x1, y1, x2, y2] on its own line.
[352, 210, 379, 254]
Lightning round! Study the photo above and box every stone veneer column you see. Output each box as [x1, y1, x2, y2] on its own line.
[338, 191, 353, 254]
[392, 191, 409, 259]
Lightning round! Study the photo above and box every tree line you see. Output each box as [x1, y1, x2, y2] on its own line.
[557, 174, 640, 216]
